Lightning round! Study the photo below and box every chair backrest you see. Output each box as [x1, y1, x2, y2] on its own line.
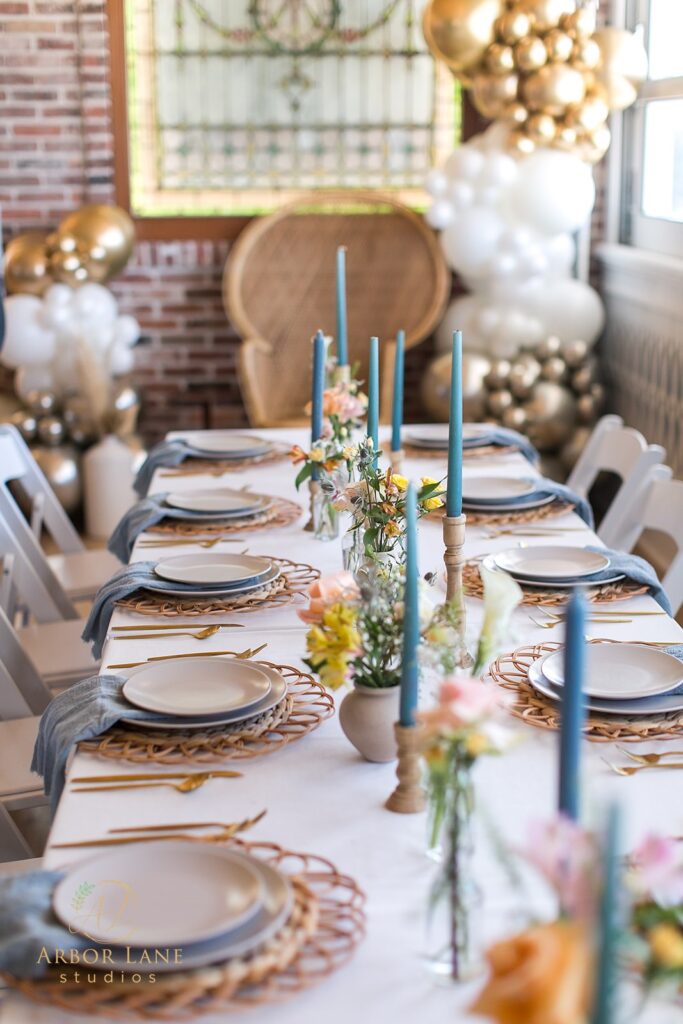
[0, 425, 83, 554]
[224, 190, 450, 426]
[0, 510, 77, 623]
[0, 606, 52, 718]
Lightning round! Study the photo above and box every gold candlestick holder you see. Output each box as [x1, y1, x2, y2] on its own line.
[304, 477, 320, 532]
[386, 722, 426, 814]
[442, 512, 473, 668]
[389, 449, 405, 475]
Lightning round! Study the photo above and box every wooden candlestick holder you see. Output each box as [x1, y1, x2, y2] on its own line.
[442, 512, 473, 668]
[389, 449, 405, 475]
[332, 364, 351, 386]
[304, 477, 320, 532]
[386, 722, 426, 814]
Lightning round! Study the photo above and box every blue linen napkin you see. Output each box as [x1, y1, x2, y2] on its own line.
[0, 871, 87, 978]
[81, 560, 225, 660]
[108, 492, 233, 563]
[465, 478, 594, 528]
[585, 546, 673, 615]
[133, 440, 196, 496]
[31, 674, 166, 811]
[467, 427, 540, 466]
[662, 646, 683, 694]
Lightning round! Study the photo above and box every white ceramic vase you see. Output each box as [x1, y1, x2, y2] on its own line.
[338, 683, 400, 763]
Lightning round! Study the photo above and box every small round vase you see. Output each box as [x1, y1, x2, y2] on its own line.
[339, 684, 400, 763]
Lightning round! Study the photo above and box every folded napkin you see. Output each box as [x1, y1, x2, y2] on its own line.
[108, 492, 230, 563]
[133, 440, 197, 496]
[468, 426, 540, 466]
[585, 546, 672, 615]
[465, 478, 594, 528]
[663, 645, 683, 694]
[31, 674, 166, 811]
[82, 560, 218, 659]
[0, 871, 87, 978]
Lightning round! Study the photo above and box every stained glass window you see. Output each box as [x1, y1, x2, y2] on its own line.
[124, 0, 460, 216]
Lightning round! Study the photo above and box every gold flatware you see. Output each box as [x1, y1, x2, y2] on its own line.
[113, 625, 225, 641]
[616, 747, 683, 766]
[540, 607, 665, 619]
[107, 643, 268, 669]
[73, 774, 216, 795]
[72, 770, 242, 784]
[138, 538, 242, 549]
[110, 810, 267, 834]
[53, 811, 266, 848]
[603, 758, 683, 777]
[112, 622, 243, 631]
[485, 528, 586, 537]
[160, 468, 231, 479]
[529, 615, 632, 629]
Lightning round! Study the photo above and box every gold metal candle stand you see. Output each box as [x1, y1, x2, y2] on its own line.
[305, 477, 320, 532]
[386, 722, 426, 814]
[389, 449, 405, 475]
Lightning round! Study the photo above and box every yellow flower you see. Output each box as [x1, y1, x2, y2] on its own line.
[421, 476, 439, 487]
[391, 473, 409, 490]
[342, 445, 357, 460]
[648, 923, 683, 969]
[465, 732, 490, 758]
[422, 495, 444, 511]
[309, 447, 325, 463]
[385, 520, 401, 537]
[305, 602, 360, 690]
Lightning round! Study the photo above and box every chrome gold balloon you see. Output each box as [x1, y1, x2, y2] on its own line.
[515, 35, 548, 72]
[51, 204, 135, 284]
[486, 42, 516, 74]
[525, 112, 557, 145]
[4, 232, 51, 295]
[518, 0, 576, 33]
[472, 71, 520, 118]
[544, 28, 574, 63]
[523, 63, 585, 114]
[496, 10, 532, 45]
[423, 0, 503, 74]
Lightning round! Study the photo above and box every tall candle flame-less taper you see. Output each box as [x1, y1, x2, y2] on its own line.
[443, 330, 471, 666]
[335, 246, 348, 367]
[306, 330, 326, 531]
[591, 803, 621, 1024]
[558, 590, 586, 820]
[390, 329, 405, 474]
[367, 335, 379, 468]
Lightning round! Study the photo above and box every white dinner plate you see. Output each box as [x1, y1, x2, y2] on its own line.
[104, 856, 293, 973]
[494, 545, 610, 581]
[540, 644, 683, 700]
[462, 477, 536, 503]
[403, 424, 489, 448]
[463, 493, 555, 513]
[154, 553, 274, 586]
[481, 554, 624, 589]
[179, 432, 272, 458]
[149, 565, 280, 599]
[120, 662, 287, 730]
[122, 657, 272, 717]
[528, 658, 683, 717]
[53, 843, 264, 947]
[165, 489, 271, 516]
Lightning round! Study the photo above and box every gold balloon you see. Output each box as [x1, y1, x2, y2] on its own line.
[523, 63, 585, 114]
[523, 382, 576, 452]
[518, 0, 576, 33]
[565, 93, 609, 132]
[592, 27, 648, 111]
[472, 72, 519, 119]
[526, 112, 557, 144]
[48, 248, 89, 287]
[508, 129, 536, 156]
[515, 36, 548, 72]
[421, 352, 491, 421]
[423, 0, 503, 74]
[504, 102, 529, 124]
[51, 204, 135, 284]
[496, 10, 532, 45]
[554, 123, 578, 149]
[4, 232, 51, 295]
[487, 388, 514, 418]
[486, 42, 515, 75]
[544, 29, 574, 63]
[572, 37, 601, 71]
[581, 123, 611, 164]
[561, 6, 596, 39]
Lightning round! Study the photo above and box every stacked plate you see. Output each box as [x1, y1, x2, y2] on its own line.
[403, 424, 492, 452]
[53, 841, 294, 972]
[120, 655, 288, 730]
[462, 475, 553, 514]
[482, 545, 625, 590]
[177, 431, 274, 461]
[161, 487, 274, 525]
[527, 643, 683, 717]
[151, 552, 281, 599]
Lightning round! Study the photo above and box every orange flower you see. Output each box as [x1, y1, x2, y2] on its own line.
[470, 921, 592, 1024]
[290, 444, 308, 465]
[297, 571, 360, 625]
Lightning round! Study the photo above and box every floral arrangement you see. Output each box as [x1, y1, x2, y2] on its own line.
[304, 377, 367, 444]
[333, 438, 444, 563]
[289, 437, 357, 492]
[627, 834, 683, 992]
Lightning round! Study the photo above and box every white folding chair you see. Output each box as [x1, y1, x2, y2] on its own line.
[0, 516, 99, 687]
[566, 415, 666, 546]
[0, 425, 119, 599]
[598, 463, 683, 617]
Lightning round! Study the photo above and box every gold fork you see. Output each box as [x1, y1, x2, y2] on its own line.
[539, 607, 665, 620]
[617, 747, 683, 766]
[107, 642, 268, 669]
[53, 811, 266, 848]
[602, 758, 683, 776]
[110, 810, 267, 834]
[529, 614, 632, 629]
[72, 773, 217, 794]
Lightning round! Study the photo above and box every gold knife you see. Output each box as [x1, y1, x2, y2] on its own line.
[112, 623, 243, 631]
[108, 643, 267, 669]
[72, 771, 242, 783]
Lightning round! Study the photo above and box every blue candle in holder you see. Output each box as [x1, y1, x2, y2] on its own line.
[311, 330, 326, 478]
[336, 247, 348, 366]
[558, 590, 586, 820]
[391, 329, 405, 454]
[446, 330, 463, 518]
[592, 803, 622, 1024]
[368, 335, 379, 463]
[399, 481, 419, 727]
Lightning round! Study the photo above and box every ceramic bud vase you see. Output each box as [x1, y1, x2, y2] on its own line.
[339, 684, 400, 762]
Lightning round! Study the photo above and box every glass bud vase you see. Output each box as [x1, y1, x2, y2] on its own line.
[423, 762, 483, 983]
[312, 486, 340, 542]
[342, 527, 364, 572]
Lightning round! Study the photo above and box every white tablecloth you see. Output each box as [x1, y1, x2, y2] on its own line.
[4, 428, 682, 1024]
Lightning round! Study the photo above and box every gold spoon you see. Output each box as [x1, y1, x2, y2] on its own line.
[112, 622, 243, 631]
[113, 625, 225, 641]
[616, 747, 683, 766]
[72, 774, 217, 794]
[107, 643, 267, 670]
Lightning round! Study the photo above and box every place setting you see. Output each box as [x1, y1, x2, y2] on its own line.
[133, 431, 291, 497]
[82, 552, 321, 659]
[455, 472, 595, 528]
[402, 423, 540, 464]
[108, 488, 302, 563]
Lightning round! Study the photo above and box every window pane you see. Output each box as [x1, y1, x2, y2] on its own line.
[647, 0, 683, 80]
[641, 98, 683, 223]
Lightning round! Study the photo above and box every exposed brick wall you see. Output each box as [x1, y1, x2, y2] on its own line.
[0, 0, 610, 441]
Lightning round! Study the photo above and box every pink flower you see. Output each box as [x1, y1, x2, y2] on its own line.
[522, 816, 599, 923]
[631, 834, 683, 906]
[418, 675, 499, 735]
[297, 571, 360, 625]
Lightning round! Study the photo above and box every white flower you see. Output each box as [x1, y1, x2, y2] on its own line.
[472, 565, 523, 675]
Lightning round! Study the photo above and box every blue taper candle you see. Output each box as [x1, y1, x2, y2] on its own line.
[368, 335, 379, 463]
[592, 803, 622, 1024]
[335, 247, 348, 366]
[399, 482, 420, 727]
[311, 330, 326, 478]
[558, 590, 586, 820]
[446, 330, 463, 518]
[391, 329, 405, 454]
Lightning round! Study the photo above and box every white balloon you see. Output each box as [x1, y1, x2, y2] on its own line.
[480, 152, 517, 188]
[435, 295, 482, 353]
[507, 149, 596, 236]
[475, 307, 501, 337]
[478, 122, 511, 153]
[501, 227, 533, 253]
[73, 283, 118, 326]
[527, 279, 605, 345]
[108, 344, 135, 376]
[425, 199, 455, 230]
[544, 233, 576, 276]
[519, 245, 548, 276]
[113, 314, 141, 348]
[44, 283, 73, 309]
[14, 363, 55, 401]
[440, 207, 505, 278]
[476, 185, 501, 208]
[1, 295, 57, 368]
[489, 252, 519, 278]
[444, 145, 485, 182]
[449, 181, 475, 209]
[425, 169, 449, 198]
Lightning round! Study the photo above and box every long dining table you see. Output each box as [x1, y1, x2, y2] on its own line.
[3, 427, 682, 1024]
